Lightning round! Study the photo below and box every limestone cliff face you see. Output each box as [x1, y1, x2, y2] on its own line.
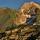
[14, 2, 40, 25]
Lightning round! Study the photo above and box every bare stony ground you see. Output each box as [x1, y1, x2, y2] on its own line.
[0, 25, 40, 40]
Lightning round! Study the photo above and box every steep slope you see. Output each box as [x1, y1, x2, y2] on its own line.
[14, 2, 40, 25]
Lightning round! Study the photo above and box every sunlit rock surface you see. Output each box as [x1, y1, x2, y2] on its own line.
[0, 2, 40, 40]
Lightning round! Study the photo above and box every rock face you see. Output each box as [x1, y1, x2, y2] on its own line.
[14, 2, 40, 25]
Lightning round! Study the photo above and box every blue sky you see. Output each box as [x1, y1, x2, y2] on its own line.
[0, 0, 40, 9]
